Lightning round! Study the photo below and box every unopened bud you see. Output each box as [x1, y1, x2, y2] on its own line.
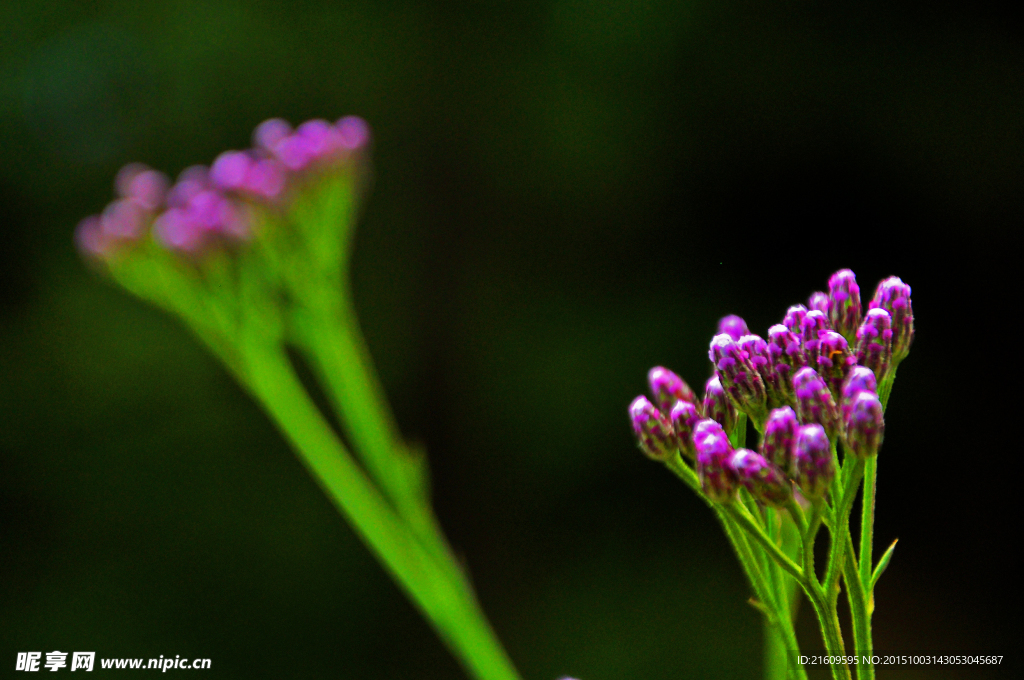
[845, 391, 884, 458]
[841, 366, 878, 423]
[670, 400, 701, 460]
[783, 305, 808, 335]
[869, 276, 913, 363]
[793, 423, 834, 500]
[694, 419, 737, 502]
[709, 334, 767, 421]
[648, 366, 698, 415]
[808, 291, 829, 314]
[629, 396, 676, 461]
[761, 406, 798, 471]
[792, 367, 841, 440]
[827, 269, 862, 343]
[767, 324, 805, 405]
[730, 449, 792, 506]
[717, 314, 750, 341]
[702, 375, 737, 433]
[855, 307, 893, 381]
[816, 330, 855, 399]
[801, 309, 831, 359]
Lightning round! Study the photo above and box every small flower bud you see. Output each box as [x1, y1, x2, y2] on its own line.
[709, 334, 767, 420]
[827, 269, 862, 343]
[869, 276, 914, 363]
[815, 330, 855, 399]
[761, 406, 798, 471]
[115, 164, 169, 211]
[702, 375, 737, 434]
[783, 304, 808, 335]
[717, 314, 750, 341]
[845, 391, 884, 458]
[808, 291, 829, 314]
[800, 309, 831, 358]
[100, 199, 148, 240]
[841, 366, 878, 423]
[336, 115, 371, 150]
[629, 396, 676, 461]
[648, 366, 698, 415]
[694, 418, 737, 502]
[767, 324, 805, 404]
[792, 367, 840, 440]
[855, 308, 893, 381]
[793, 424, 834, 500]
[670, 400, 701, 460]
[730, 449, 792, 506]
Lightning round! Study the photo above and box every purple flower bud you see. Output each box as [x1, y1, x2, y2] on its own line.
[75, 215, 112, 259]
[709, 334, 767, 419]
[854, 308, 893, 381]
[241, 158, 286, 200]
[702, 375, 737, 433]
[153, 208, 205, 252]
[793, 423, 834, 500]
[210, 150, 253, 191]
[647, 366, 698, 415]
[100, 199, 147, 240]
[670, 400, 701, 460]
[761, 406, 798, 471]
[815, 330, 855, 399]
[253, 118, 292, 153]
[808, 291, 829, 314]
[800, 309, 831, 358]
[336, 116, 371, 150]
[693, 418, 737, 502]
[297, 118, 339, 158]
[840, 366, 878, 424]
[115, 163, 169, 211]
[792, 366, 840, 440]
[167, 166, 211, 208]
[783, 304, 808, 335]
[827, 269, 862, 343]
[629, 396, 676, 461]
[845, 391, 884, 458]
[767, 324, 805, 405]
[869, 276, 914, 363]
[717, 314, 749, 341]
[730, 449, 791, 506]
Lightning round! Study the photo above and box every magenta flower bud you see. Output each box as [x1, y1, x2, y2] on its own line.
[808, 291, 829, 314]
[297, 118, 342, 160]
[717, 314, 749, 341]
[761, 406, 798, 471]
[75, 215, 112, 259]
[840, 366, 878, 423]
[767, 324, 805, 404]
[336, 116, 371, 150]
[693, 418, 737, 502]
[845, 391, 884, 458]
[827, 269, 862, 343]
[647, 366, 698, 415]
[730, 449, 791, 506]
[815, 330, 855, 399]
[166, 166, 211, 208]
[702, 375, 737, 433]
[153, 208, 205, 252]
[274, 134, 314, 171]
[709, 334, 767, 420]
[629, 396, 676, 461]
[241, 158, 286, 200]
[792, 367, 840, 440]
[855, 308, 893, 381]
[869, 276, 914, 363]
[670, 400, 701, 460]
[100, 199, 147, 240]
[210, 150, 253, 191]
[253, 118, 293, 153]
[800, 309, 831, 358]
[115, 163, 169, 211]
[783, 304, 808, 335]
[739, 333, 784, 407]
[793, 423, 834, 500]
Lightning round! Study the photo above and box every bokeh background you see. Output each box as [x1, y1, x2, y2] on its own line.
[1, 1, 1018, 678]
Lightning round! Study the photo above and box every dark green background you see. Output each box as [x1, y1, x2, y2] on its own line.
[0, 1, 1017, 678]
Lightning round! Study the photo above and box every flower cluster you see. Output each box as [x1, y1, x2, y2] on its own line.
[629, 269, 912, 505]
[76, 117, 370, 259]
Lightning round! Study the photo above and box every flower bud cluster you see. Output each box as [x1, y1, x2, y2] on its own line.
[629, 268, 908, 504]
[76, 117, 370, 260]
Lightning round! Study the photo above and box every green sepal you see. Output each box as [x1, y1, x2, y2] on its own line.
[870, 538, 898, 591]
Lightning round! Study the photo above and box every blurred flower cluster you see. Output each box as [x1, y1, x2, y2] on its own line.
[630, 269, 913, 507]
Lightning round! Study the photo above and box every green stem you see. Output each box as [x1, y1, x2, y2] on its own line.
[722, 504, 804, 582]
[858, 456, 877, 606]
[823, 459, 864, 600]
[843, 530, 873, 680]
[242, 344, 521, 680]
